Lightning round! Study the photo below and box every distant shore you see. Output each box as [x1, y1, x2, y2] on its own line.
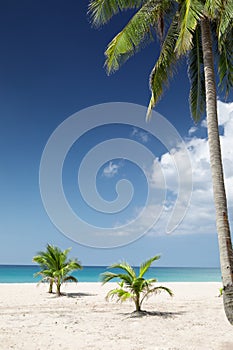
[1, 282, 233, 350]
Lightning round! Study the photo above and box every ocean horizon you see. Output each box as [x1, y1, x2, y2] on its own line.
[0, 265, 221, 283]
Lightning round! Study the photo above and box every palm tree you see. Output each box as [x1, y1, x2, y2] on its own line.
[33, 244, 82, 296]
[88, 0, 233, 324]
[101, 255, 173, 312]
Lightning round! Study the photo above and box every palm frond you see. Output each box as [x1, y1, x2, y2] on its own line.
[217, 28, 233, 98]
[147, 15, 179, 118]
[175, 0, 203, 56]
[139, 255, 160, 278]
[109, 262, 136, 279]
[150, 285, 173, 296]
[131, 277, 146, 293]
[205, 0, 222, 19]
[88, 0, 144, 27]
[105, 0, 172, 74]
[66, 259, 83, 271]
[140, 285, 173, 306]
[143, 277, 157, 285]
[206, 0, 233, 39]
[188, 25, 206, 122]
[101, 271, 120, 284]
[63, 275, 78, 283]
[106, 288, 133, 302]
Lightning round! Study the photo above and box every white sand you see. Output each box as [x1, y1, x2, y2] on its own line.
[0, 282, 232, 350]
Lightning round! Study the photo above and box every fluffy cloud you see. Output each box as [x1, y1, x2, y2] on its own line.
[102, 161, 121, 178]
[147, 100, 233, 236]
[188, 126, 198, 135]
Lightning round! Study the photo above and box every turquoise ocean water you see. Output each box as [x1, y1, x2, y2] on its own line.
[0, 265, 221, 283]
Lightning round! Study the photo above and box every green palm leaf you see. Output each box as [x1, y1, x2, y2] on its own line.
[109, 262, 137, 279]
[63, 275, 78, 283]
[139, 255, 160, 278]
[140, 285, 173, 306]
[105, 0, 172, 74]
[88, 0, 144, 26]
[101, 271, 120, 283]
[217, 27, 233, 97]
[101, 271, 134, 285]
[205, 0, 222, 19]
[106, 288, 133, 302]
[147, 15, 179, 118]
[188, 25, 206, 122]
[175, 0, 203, 56]
[207, 0, 233, 39]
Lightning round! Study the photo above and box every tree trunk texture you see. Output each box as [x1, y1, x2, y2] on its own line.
[201, 17, 233, 325]
[49, 280, 53, 293]
[135, 295, 141, 312]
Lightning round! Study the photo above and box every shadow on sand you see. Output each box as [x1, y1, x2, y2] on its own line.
[47, 291, 96, 298]
[65, 292, 96, 298]
[123, 310, 185, 319]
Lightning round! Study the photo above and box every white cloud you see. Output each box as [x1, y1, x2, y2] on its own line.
[102, 161, 121, 178]
[147, 100, 233, 236]
[188, 126, 197, 135]
[201, 119, 207, 128]
[131, 127, 150, 143]
[112, 101, 233, 238]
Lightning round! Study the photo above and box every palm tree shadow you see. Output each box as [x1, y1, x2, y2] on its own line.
[124, 310, 186, 319]
[46, 292, 96, 298]
[65, 292, 96, 298]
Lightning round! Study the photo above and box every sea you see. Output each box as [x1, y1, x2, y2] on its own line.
[0, 265, 221, 283]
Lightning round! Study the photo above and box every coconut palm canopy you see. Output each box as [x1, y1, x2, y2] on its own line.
[88, 0, 233, 324]
[88, 0, 232, 121]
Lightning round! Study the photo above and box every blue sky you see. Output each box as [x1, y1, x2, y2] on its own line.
[1, 1, 232, 267]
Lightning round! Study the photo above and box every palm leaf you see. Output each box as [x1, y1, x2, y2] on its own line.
[204, 0, 222, 19]
[88, 0, 144, 27]
[139, 255, 160, 278]
[131, 277, 145, 293]
[210, 0, 233, 40]
[105, 0, 172, 74]
[188, 25, 206, 122]
[217, 27, 233, 97]
[106, 288, 133, 302]
[175, 0, 203, 56]
[149, 285, 173, 296]
[147, 15, 179, 118]
[140, 285, 173, 306]
[109, 262, 136, 279]
[142, 277, 157, 285]
[101, 271, 120, 283]
[63, 275, 78, 283]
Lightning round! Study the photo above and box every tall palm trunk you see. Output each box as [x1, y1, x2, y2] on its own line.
[201, 17, 233, 325]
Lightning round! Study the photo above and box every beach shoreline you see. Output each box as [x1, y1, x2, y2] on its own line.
[0, 282, 232, 350]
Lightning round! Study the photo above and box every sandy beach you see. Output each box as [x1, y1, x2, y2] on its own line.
[0, 282, 232, 350]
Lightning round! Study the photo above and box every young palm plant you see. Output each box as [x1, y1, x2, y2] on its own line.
[101, 255, 173, 313]
[33, 244, 82, 296]
[88, 0, 233, 324]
